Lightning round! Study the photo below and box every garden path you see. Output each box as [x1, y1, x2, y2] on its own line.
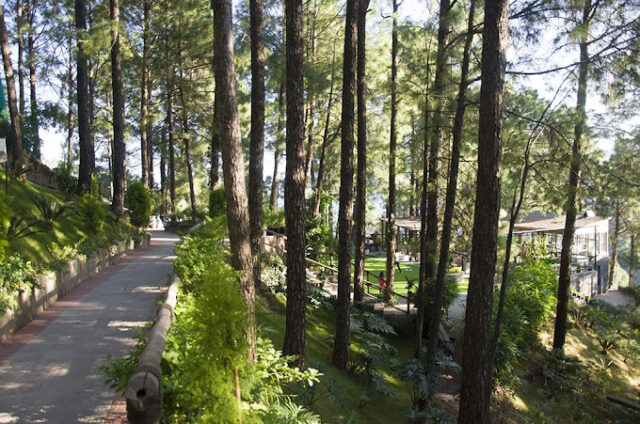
[0, 230, 177, 424]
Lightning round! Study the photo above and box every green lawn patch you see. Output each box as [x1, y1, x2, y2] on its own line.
[359, 256, 468, 297]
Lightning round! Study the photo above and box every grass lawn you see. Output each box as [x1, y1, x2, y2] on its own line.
[359, 256, 468, 298]
[257, 297, 416, 423]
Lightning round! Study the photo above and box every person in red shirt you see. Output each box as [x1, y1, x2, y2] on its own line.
[378, 271, 387, 288]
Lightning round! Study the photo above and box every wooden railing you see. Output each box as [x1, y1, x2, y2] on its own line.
[263, 229, 412, 314]
[125, 275, 179, 424]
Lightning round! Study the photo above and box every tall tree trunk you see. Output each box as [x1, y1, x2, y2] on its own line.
[426, 0, 463, 367]
[250, 0, 265, 288]
[167, 88, 175, 217]
[17, 0, 24, 118]
[107, 132, 113, 198]
[629, 233, 636, 286]
[303, 0, 318, 189]
[415, 37, 433, 360]
[457, 0, 508, 420]
[160, 122, 167, 213]
[332, 0, 357, 371]
[0, 3, 23, 175]
[183, 132, 196, 220]
[147, 85, 154, 189]
[270, 72, 285, 210]
[88, 0, 96, 177]
[140, 0, 151, 188]
[213, 0, 257, 360]
[177, 45, 197, 220]
[27, 0, 39, 158]
[353, 0, 369, 304]
[66, 32, 74, 168]
[312, 40, 337, 220]
[553, 0, 590, 353]
[76, 0, 93, 194]
[608, 202, 620, 288]
[110, 0, 126, 215]
[282, 0, 307, 369]
[164, 1, 175, 217]
[179, 100, 197, 220]
[385, 0, 398, 302]
[210, 102, 220, 189]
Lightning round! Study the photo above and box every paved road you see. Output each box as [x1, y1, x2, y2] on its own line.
[0, 231, 177, 424]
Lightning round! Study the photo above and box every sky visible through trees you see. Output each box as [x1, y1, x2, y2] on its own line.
[32, 0, 630, 175]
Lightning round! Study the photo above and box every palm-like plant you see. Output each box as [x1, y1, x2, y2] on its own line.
[28, 193, 73, 231]
[5, 214, 42, 241]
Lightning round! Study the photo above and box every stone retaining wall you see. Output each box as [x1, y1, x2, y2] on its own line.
[0, 236, 150, 342]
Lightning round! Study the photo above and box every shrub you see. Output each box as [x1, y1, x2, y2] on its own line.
[125, 181, 152, 229]
[263, 207, 285, 228]
[260, 252, 287, 293]
[0, 254, 39, 315]
[163, 225, 321, 423]
[208, 187, 226, 218]
[0, 190, 8, 259]
[422, 276, 459, 331]
[78, 194, 105, 235]
[611, 260, 629, 289]
[306, 215, 336, 257]
[163, 255, 249, 423]
[55, 163, 76, 197]
[620, 285, 640, 307]
[493, 258, 557, 378]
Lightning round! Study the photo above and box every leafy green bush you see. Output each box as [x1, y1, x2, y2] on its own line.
[78, 194, 105, 235]
[306, 216, 336, 257]
[55, 163, 76, 198]
[493, 258, 557, 378]
[126, 181, 152, 228]
[0, 190, 8, 259]
[163, 223, 322, 423]
[446, 266, 462, 274]
[347, 310, 398, 405]
[0, 254, 39, 315]
[208, 187, 226, 218]
[244, 337, 322, 423]
[262, 207, 285, 228]
[422, 276, 459, 331]
[610, 260, 629, 289]
[620, 285, 640, 307]
[163, 251, 248, 423]
[260, 252, 287, 293]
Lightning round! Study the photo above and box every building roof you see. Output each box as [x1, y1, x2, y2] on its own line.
[395, 218, 421, 232]
[513, 215, 608, 234]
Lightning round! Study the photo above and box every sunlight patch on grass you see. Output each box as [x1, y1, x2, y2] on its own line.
[511, 394, 529, 412]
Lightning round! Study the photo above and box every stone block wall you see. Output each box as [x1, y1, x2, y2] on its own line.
[0, 236, 150, 341]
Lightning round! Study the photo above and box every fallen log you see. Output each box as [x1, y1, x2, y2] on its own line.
[125, 274, 179, 424]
